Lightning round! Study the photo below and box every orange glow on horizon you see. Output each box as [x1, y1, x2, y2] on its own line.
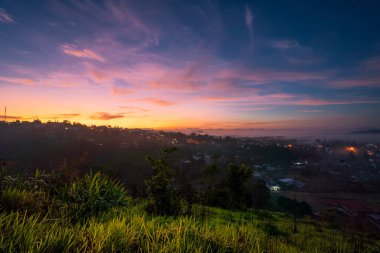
[345, 146, 357, 153]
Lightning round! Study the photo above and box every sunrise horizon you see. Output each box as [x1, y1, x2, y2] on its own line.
[1, 0, 380, 140]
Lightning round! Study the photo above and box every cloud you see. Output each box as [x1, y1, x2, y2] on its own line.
[1, 115, 22, 120]
[43, 113, 81, 120]
[237, 107, 272, 111]
[215, 68, 329, 86]
[112, 87, 134, 95]
[200, 93, 379, 107]
[330, 77, 380, 88]
[48, 21, 58, 27]
[0, 76, 36, 86]
[245, 5, 253, 29]
[245, 5, 253, 47]
[143, 97, 176, 106]
[0, 9, 14, 23]
[89, 112, 125, 120]
[358, 56, 380, 72]
[61, 44, 105, 62]
[271, 39, 305, 50]
[299, 109, 323, 113]
[118, 106, 150, 112]
[54, 113, 81, 117]
[325, 55, 380, 88]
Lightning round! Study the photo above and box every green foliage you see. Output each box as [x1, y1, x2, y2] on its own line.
[200, 164, 220, 206]
[225, 163, 253, 209]
[60, 172, 128, 221]
[201, 164, 270, 210]
[250, 179, 270, 209]
[145, 147, 180, 215]
[276, 196, 312, 217]
[0, 205, 379, 253]
[0, 167, 378, 252]
[0, 188, 47, 213]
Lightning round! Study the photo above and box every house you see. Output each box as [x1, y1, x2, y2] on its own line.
[269, 185, 281, 191]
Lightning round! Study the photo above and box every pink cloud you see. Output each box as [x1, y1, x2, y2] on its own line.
[329, 56, 380, 88]
[0, 70, 89, 88]
[112, 87, 134, 95]
[358, 56, 380, 72]
[271, 40, 300, 50]
[269, 39, 312, 52]
[0, 9, 14, 23]
[142, 97, 176, 106]
[296, 98, 379, 106]
[200, 93, 378, 107]
[330, 77, 380, 88]
[0, 76, 36, 85]
[89, 112, 125, 120]
[245, 5, 253, 48]
[118, 106, 150, 112]
[299, 109, 323, 113]
[216, 68, 328, 84]
[43, 113, 81, 120]
[61, 44, 105, 62]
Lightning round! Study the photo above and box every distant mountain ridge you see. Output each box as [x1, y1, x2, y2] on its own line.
[348, 129, 380, 134]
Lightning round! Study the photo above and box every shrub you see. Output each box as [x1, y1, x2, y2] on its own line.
[225, 164, 253, 209]
[276, 196, 312, 217]
[145, 147, 180, 216]
[60, 172, 128, 221]
[0, 188, 48, 213]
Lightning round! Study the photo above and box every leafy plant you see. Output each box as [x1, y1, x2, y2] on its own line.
[60, 172, 128, 221]
[145, 147, 180, 215]
[225, 164, 253, 209]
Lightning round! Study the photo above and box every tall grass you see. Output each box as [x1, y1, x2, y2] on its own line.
[0, 171, 379, 252]
[59, 172, 128, 222]
[1, 206, 379, 252]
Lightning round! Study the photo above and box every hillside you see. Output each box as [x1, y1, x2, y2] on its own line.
[0, 170, 379, 253]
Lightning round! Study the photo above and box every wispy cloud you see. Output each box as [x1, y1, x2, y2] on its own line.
[200, 93, 379, 107]
[0, 9, 14, 23]
[245, 5, 253, 47]
[112, 87, 134, 95]
[358, 56, 380, 72]
[330, 77, 380, 88]
[0, 76, 36, 86]
[0, 115, 22, 120]
[89, 112, 125, 120]
[118, 106, 150, 112]
[43, 113, 81, 120]
[299, 109, 323, 113]
[54, 113, 81, 117]
[143, 97, 176, 106]
[270, 39, 305, 50]
[328, 55, 380, 88]
[61, 44, 105, 62]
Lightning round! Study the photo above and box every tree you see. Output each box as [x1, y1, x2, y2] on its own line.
[225, 163, 253, 209]
[251, 179, 270, 209]
[145, 147, 180, 215]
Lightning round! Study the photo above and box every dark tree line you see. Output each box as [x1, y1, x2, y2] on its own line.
[145, 147, 270, 215]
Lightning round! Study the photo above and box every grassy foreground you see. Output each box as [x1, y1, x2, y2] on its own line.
[0, 172, 379, 252]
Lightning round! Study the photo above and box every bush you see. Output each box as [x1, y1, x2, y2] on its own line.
[0, 188, 48, 213]
[60, 172, 128, 221]
[276, 196, 312, 217]
[225, 164, 253, 209]
[145, 147, 180, 216]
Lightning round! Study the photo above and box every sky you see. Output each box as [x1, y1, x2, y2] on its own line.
[1, 0, 380, 136]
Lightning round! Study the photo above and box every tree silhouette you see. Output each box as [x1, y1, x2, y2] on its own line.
[145, 146, 180, 215]
[225, 163, 252, 209]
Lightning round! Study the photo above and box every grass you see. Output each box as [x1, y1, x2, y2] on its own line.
[0, 171, 379, 252]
